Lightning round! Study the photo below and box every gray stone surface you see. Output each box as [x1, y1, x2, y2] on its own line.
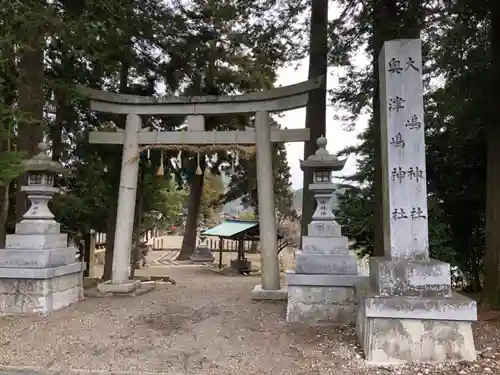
[83, 76, 324, 114]
[189, 246, 214, 263]
[288, 285, 354, 305]
[0, 262, 85, 279]
[364, 294, 476, 321]
[0, 248, 77, 268]
[357, 313, 476, 363]
[355, 39, 477, 363]
[0, 143, 85, 315]
[295, 253, 357, 275]
[286, 270, 368, 287]
[251, 285, 287, 300]
[287, 300, 355, 324]
[308, 221, 341, 237]
[0, 272, 83, 314]
[370, 257, 452, 297]
[97, 280, 141, 294]
[287, 137, 360, 324]
[301, 236, 349, 254]
[5, 233, 68, 250]
[15, 221, 60, 235]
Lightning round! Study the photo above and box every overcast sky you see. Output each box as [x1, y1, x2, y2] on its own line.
[274, 61, 368, 190]
[274, 2, 369, 191]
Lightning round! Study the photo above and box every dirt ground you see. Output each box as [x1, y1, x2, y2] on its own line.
[0, 264, 500, 375]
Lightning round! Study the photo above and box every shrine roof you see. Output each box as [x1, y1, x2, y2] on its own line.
[201, 220, 285, 240]
[201, 220, 259, 239]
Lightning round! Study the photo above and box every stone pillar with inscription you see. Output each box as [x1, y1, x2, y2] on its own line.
[0, 143, 85, 314]
[285, 136, 367, 324]
[355, 39, 477, 363]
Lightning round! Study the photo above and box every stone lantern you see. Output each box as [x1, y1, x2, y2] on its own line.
[0, 142, 85, 314]
[299, 135, 345, 224]
[285, 136, 367, 324]
[190, 234, 214, 264]
[21, 142, 66, 223]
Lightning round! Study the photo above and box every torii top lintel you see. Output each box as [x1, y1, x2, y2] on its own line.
[79, 76, 324, 116]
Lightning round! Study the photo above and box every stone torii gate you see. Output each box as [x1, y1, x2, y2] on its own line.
[82, 77, 323, 298]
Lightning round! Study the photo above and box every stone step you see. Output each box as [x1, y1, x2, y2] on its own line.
[0, 247, 77, 268]
[286, 270, 368, 287]
[369, 257, 452, 298]
[301, 236, 348, 254]
[5, 233, 68, 250]
[288, 285, 355, 305]
[0, 262, 85, 279]
[358, 288, 477, 321]
[295, 252, 357, 275]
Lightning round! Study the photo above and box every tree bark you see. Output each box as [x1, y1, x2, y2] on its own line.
[102, 202, 116, 281]
[130, 166, 145, 279]
[300, 0, 328, 244]
[177, 166, 206, 260]
[481, 0, 500, 307]
[0, 43, 16, 247]
[15, 12, 45, 222]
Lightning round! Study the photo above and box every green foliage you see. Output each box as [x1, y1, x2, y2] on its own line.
[199, 172, 225, 224]
[331, 0, 490, 292]
[141, 174, 188, 231]
[223, 118, 296, 221]
[0, 150, 23, 186]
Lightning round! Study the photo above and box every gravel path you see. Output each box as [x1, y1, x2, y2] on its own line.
[0, 266, 499, 375]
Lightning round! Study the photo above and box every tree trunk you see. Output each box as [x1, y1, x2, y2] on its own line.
[177, 169, 206, 260]
[83, 232, 92, 278]
[300, 0, 328, 244]
[482, 0, 500, 308]
[0, 41, 16, 247]
[0, 185, 9, 248]
[15, 16, 45, 222]
[371, 0, 400, 256]
[130, 166, 145, 279]
[102, 201, 117, 281]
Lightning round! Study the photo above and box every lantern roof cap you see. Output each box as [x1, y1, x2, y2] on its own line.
[22, 142, 67, 174]
[299, 136, 346, 171]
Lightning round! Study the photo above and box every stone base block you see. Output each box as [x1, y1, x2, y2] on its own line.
[302, 236, 348, 254]
[286, 270, 368, 287]
[370, 257, 452, 298]
[88, 281, 156, 298]
[15, 220, 60, 234]
[189, 247, 214, 264]
[251, 284, 287, 300]
[308, 221, 341, 237]
[97, 280, 141, 294]
[5, 233, 68, 250]
[295, 252, 357, 275]
[0, 272, 83, 314]
[0, 247, 77, 268]
[286, 285, 356, 324]
[357, 315, 476, 363]
[356, 286, 477, 363]
[0, 262, 85, 279]
[230, 259, 252, 273]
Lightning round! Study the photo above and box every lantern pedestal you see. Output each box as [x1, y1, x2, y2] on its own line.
[190, 237, 215, 264]
[286, 136, 368, 324]
[190, 245, 215, 264]
[0, 143, 84, 314]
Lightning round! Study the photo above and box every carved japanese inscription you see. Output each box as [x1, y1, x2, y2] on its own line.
[381, 39, 429, 260]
